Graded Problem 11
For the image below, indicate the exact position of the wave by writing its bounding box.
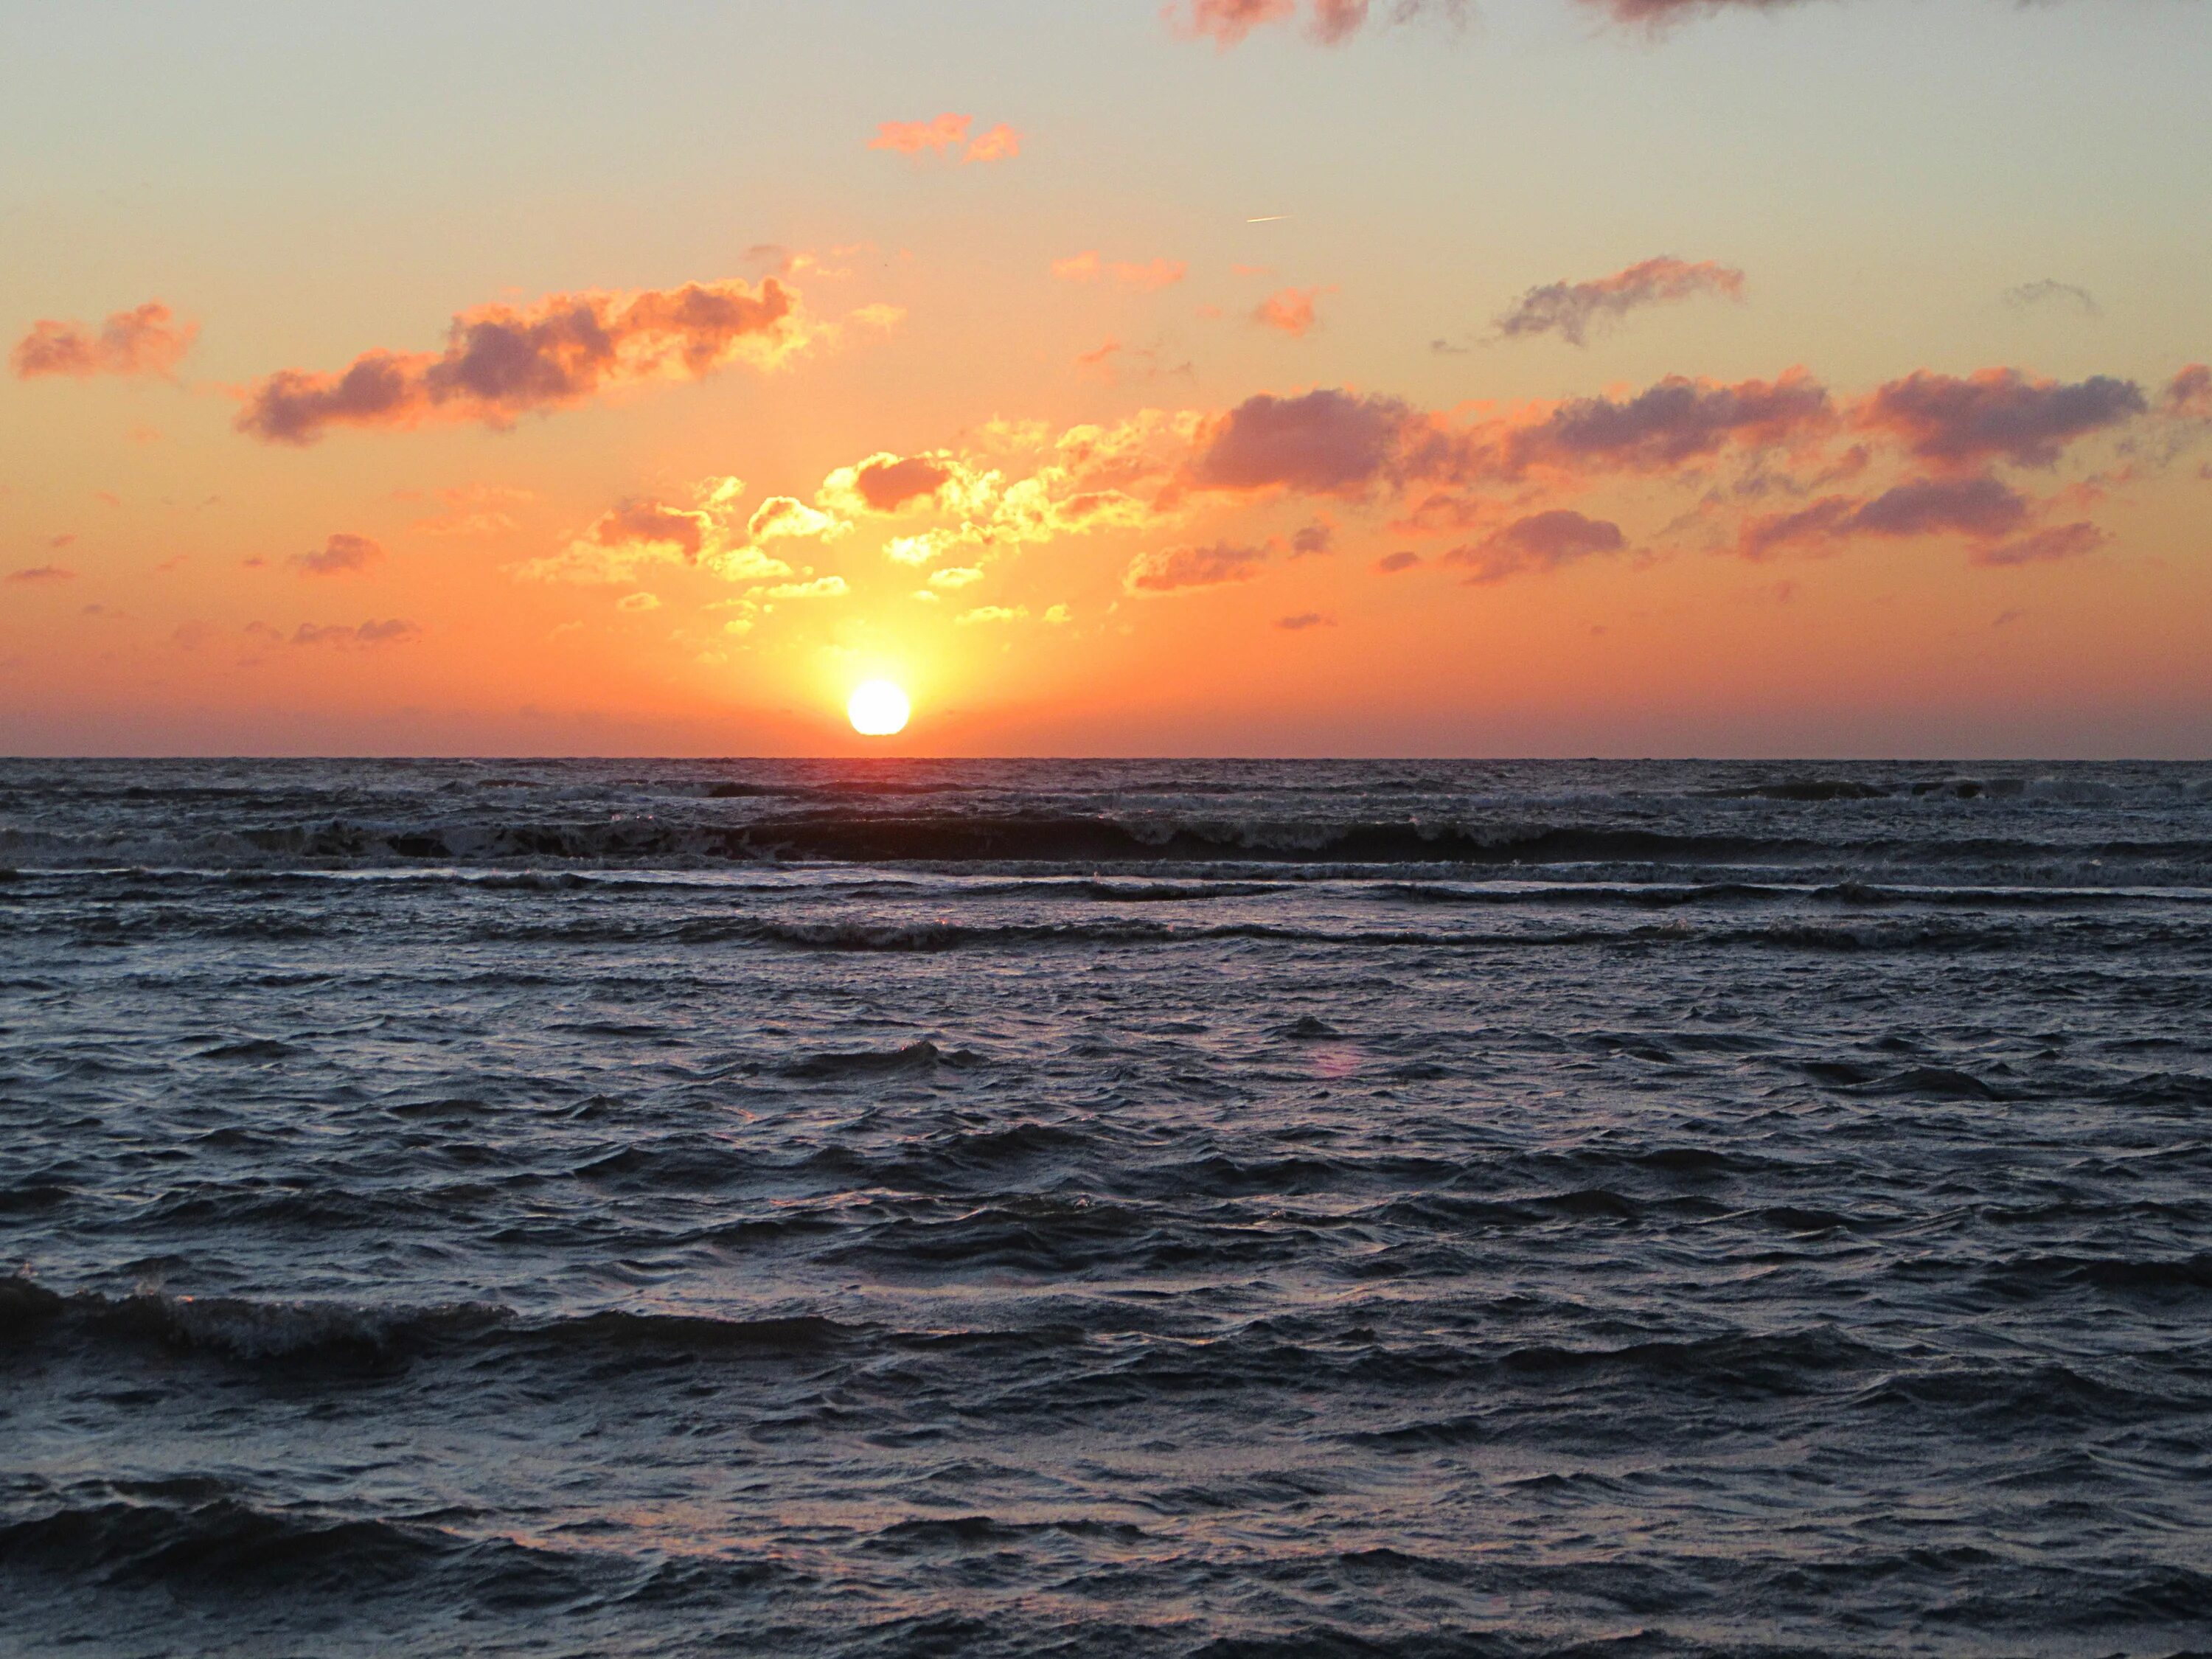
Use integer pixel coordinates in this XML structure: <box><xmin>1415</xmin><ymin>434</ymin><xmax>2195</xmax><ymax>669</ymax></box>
<box><xmin>2</xmin><ymin>1283</ymin><xmax>858</xmax><ymax>1371</ymax></box>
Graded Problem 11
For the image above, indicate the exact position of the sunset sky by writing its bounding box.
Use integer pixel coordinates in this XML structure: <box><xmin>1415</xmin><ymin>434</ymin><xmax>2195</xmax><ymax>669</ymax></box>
<box><xmin>3</xmin><ymin>0</ymin><xmax>2207</xmax><ymax>757</ymax></box>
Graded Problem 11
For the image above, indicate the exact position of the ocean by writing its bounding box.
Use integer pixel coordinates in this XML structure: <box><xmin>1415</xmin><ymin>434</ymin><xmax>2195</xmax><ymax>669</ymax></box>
<box><xmin>4</xmin><ymin>757</ymin><xmax>2210</xmax><ymax>1658</ymax></box>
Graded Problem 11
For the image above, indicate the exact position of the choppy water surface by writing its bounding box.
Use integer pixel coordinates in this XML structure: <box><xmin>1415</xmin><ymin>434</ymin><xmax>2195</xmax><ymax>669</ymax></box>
<box><xmin>4</xmin><ymin>758</ymin><xmax>2211</xmax><ymax>1658</ymax></box>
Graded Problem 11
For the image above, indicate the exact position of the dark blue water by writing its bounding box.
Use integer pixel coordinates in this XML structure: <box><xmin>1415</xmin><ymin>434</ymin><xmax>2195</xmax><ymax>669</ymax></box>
<box><xmin>4</xmin><ymin>759</ymin><xmax>2211</xmax><ymax>1658</ymax></box>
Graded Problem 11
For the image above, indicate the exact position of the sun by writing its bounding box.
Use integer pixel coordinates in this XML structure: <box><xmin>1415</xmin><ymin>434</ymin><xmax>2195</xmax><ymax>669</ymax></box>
<box><xmin>846</xmin><ymin>679</ymin><xmax>911</xmax><ymax>737</ymax></box>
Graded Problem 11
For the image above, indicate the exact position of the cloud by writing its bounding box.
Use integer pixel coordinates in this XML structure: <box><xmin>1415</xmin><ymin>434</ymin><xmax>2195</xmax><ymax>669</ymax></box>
<box><xmin>11</xmin><ymin>301</ymin><xmax>197</xmax><ymax>380</ymax></box>
<box><xmin>1855</xmin><ymin>368</ymin><xmax>2147</xmax><ymax>470</ymax></box>
<box><xmin>2003</xmin><ymin>279</ymin><xmax>2101</xmax><ymax>318</ymax></box>
<box><xmin>1166</xmin><ymin>0</ymin><xmax>1298</xmax><ymax>46</ymax></box>
<box><xmin>964</xmin><ymin>123</ymin><xmax>1023</xmax><ymax>164</ymax></box>
<box><xmin>409</xmin><ymin>484</ymin><xmax>533</xmax><ymax>538</ymax></box>
<box><xmin>1971</xmin><ymin>521</ymin><xmax>2106</xmax><ymax>568</ymax></box>
<box><xmin>869</xmin><ymin>113</ymin><xmax>970</xmax><ymax>153</ymax></box>
<box><xmin>2167</xmin><ymin>365</ymin><xmax>2211</xmax><ymax>419</ymax></box>
<box><xmin>747</xmin><ymin>495</ymin><xmax>848</xmax><ymax>542</ymax></box>
<box><xmin>757</xmin><ymin>576</ymin><xmax>849</xmax><ymax>600</ymax></box>
<box><xmin>291</xmin><ymin>532</ymin><xmax>383</xmax><ymax>575</ymax></box>
<box><xmin>869</xmin><ymin>114</ymin><xmax>1020</xmax><ymax>164</ymax></box>
<box><xmin>1374</xmin><ymin>550</ymin><xmax>1422</xmax><ymax>573</ymax></box>
<box><xmin>237</xmin><ymin>276</ymin><xmax>800</xmax><ymax>444</ymax></box>
<box><xmin>517</xmin><ymin>478</ymin><xmax>785</xmax><ymax>585</ymax></box>
<box><xmin>1125</xmin><ymin>540</ymin><xmax>1270</xmax><ymax>593</ymax></box>
<box><xmin>1253</xmin><ymin>287</ymin><xmax>1326</xmax><ymax>337</ymax></box>
<box><xmin>1848</xmin><ymin>474</ymin><xmax>2029</xmax><ymax>539</ymax></box>
<box><xmin>824</xmin><ymin>454</ymin><xmax>954</xmax><ymax>514</ymax></box>
<box><xmin>1056</xmin><ymin>252</ymin><xmax>1189</xmax><ymax>291</ymax></box>
<box><xmin>1444</xmin><ymin>509</ymin><xmax>1627</xmax><ymax>583</ymax></box>
<box><xmin>616</xmin><ymin>592</ymin><xmax>661</xmax><ymax>612</ymax></box>
<box><xmin>1192</xmin><ymin>389</ymin><xmax>1422</xmax><ymax>496</ymax></box>
<box><xmin>955</xmin><ymin>604</ymin><xmax>1028</xmax><ymax>625</ymax></box>
<box><xmin>1510</xmin><ymin>369</ymin><xmax>1834</xmax><ymax>474</ymax></box>
<box><xmin>7</xmin><ymin>565</ymin><xmax>75</xmax><ymax>583</ymax></box>
<box><xmin>1582</xmin><ymin>0</ymin><xmax>1826</xmax><ymax>29</ymax></box>
<box><xmin>1166</xmin><ymin>0</ymin><xmax>1461</xmax><ymax>46</ymax></box>
<box><xmin>1495</xmin><ymin>257</ymin><xmax>1745</xmax><ymax>347</ymax></box>
<box><xmin>293</xmin><ymin>619</ymin><xmax>422</xmax><ymax>647</ymax></box>
<box><xmin>928</xmin><ymin>566</ymin><xmax>985</xmax><ymax>589</ymax></box>
<box><xmin>1736</xmin><ymin>474</ymin><xmax>2035</xmax><ymax>560</ymax></box>
<box><xmin>1290</xmin><ymin>521</ymin><xmax>1335</xmax><ymax>556</ymax></box>
<box><xmin>1276</xmin><ymin>611</ymin><xmax>1337</xmax><ymax>630</ymax></box>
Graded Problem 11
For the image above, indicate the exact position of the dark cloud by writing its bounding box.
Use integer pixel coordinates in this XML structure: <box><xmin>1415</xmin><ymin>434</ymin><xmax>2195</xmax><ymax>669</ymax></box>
<box><xmin>237</xmin><ymin>278</ymin><xmax>797</xmax><ymax>445</ymax></box>
<box><xmin>1495</xmin><ymin>257</ymin><xmax>1745</xmax><ymax>347</ymax></box>
<box><xmin>1124</xmin><ymin>540</ymin><xmax>1270</xmax><ymax>593</ymax></box>
<box><xmin>291</xmin><ymin>532</ymin><xmax>384</xmax><ymax>576</ymax></box>
<box><xmin>292</xmin><ymin>619</ymin><xmax>423</xmax><ymax>647</ymax></box>
<box><xmin>1444</xmin><ymin>509</ymin><xmax>1627</xmax><ymax>582</ymax></box>
<box><xmin>1192</xmin><ymin>389</ymin><xmax>1421</xmax><ymax>497</ymax></box>
<box><xmin>1276</xmin><ymin>611</ymin><xmax>1338</xmax><ymax>629</ymax></box>
<box><xmin>1857</xmin><ymin>368</ymin><xmax>2146</xmax><ymax>470</ymax></box>
<box><xmin>2003</xmin><ymin>279</ymin><xmax>2101</xmax><ymax>318</ymax></box>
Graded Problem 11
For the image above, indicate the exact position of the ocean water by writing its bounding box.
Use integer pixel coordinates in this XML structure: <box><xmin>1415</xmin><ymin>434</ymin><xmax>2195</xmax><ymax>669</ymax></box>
<box><xmin>4</xmin><ymin>757</ymin><xmax>2211</xmax><ymax>1659</ymax></box>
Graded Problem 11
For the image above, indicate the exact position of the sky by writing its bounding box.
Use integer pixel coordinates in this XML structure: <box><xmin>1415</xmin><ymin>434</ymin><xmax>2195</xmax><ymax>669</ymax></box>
<box><xmin>1</xmin><ymin>0</ymin><xmax>2207</xmax><ymax>758</ymax></box>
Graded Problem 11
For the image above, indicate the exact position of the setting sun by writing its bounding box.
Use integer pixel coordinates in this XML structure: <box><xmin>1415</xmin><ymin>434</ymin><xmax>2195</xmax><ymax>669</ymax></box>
<box><xmin>846</xmin><ymin>679</ymin><xmax>911</xmax><ymax>737</ymax></box>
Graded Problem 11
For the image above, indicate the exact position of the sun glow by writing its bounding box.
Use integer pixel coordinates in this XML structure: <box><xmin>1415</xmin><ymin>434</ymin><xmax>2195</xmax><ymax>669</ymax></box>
<box><xmin>846</xmin><ymin>679</ymin><xmax>911</xmax><ymax>736</ymax></box>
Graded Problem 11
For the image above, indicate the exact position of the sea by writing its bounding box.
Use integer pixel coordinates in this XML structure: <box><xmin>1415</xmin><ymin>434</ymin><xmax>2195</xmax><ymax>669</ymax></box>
<box><xmin>4</xmin><ymin>757</ymin><xmax>2211</xmax><ymax>1659</ymax></box>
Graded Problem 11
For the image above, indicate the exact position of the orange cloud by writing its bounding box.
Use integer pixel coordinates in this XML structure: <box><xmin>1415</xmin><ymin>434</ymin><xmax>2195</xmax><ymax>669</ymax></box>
<box><xmin>869</xmin><ymin>114</ymin><xmax>1020</xmax><ymax>164</ymax></box>
<box><xmin>1494</xmin><ymin>257</ymin><xmax>1746</xmax><ymax>347</ymax></box>
<box><xmin>1054</xmin><ymin>253</ymin><xmax>1187</xmax><ymax>290</ymax></box>
<box><xmin>869</xmin><ymin>114</ymin><xmax>970</xmax><ymax>153</ymax></box>
<box><xmin>1253</xmin><ymin>287</ymin><xmax>1326</xmax><ymax>336</ymax></box>
<box><xmin>10</xmin><ymin>301</ymin><xmax>198</xmax><ymax>380</ymax></box>
<box><xmin>963</xmin><ymin>124</ymin><xmax>1023</xmax><ymax>164</ymax></box>
<box><xmin>291</xmin><ymin>532</ymin><xmax>383</xmax><ymax>576</ymax></box>
<box><xmin>237</xmin><ymin>278</ymin><xmax>800</xmax><ymax>445</ymax></box>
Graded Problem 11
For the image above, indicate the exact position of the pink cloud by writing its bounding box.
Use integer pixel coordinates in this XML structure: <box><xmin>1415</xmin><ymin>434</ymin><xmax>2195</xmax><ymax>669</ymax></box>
<box><xmin>1166</xmin><ymin>0</ymin><xmax>1456</xmax><ymax>46</ymax></box>
<box><xmin>1125</xmin><ymin>540</ymin><xmax>1270</xmax><ymax>593</ymax></box>
<box><xmin>1855</xmin><ymin>368</ymin><xmax>2147</xmax><ymax>470</ymax></box>
<box><xmin>1495</xmin><ymin>257</ymin><xmax>1746</xmax><ymax>347</ymax></box>
<box><xmin>1167</xmin><ymin>0</ymin><xmax>1298</xmax><ymax>46</ymax></box>
<box><xmin>1276</xmin><ymin>611</ymin><xmax>1337</xmax><ymax>630</ymax></box>
<box><xmin>10</xmin><ymin>301</ymin><xmax>197</xmax><ymax>380</ymax></box>
<box><xmin>291</xmin><ymin>532</ymin><xmax>384</xmax><ymax>576</ymax></box>
<box><xmin>869</xmin><ymin>114</ymin><xmax>971</xmax><ymax>153</ymax></box>
<box><xmin>1374</xmin><ymin>550</ymin><xmax>1422</xmax><ymax>574</ymax></box>
<box><xmin>7</xmin><ymin>565</ymin><xmax>76</xmax><ymax>583</ymax></box>
<box><xmin>1583</xmin><ymin>0</ymin><xmax>1823</xmax><ymax>28</ymax></box>
<box><xmin>236</xmin><ymin>276</ymin><xmax>798</xmax><ymax>445</ymax></box>
<box><xmin>1253</xmin><ymin>287</ymin><xmax>1326</xmax><ymax>337</ymax></box>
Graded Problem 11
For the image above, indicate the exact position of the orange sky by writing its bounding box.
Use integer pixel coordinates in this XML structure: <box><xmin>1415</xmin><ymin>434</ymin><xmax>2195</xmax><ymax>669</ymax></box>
<box><xmin>3</xmin><ymin>0</ymin><xmax>2208</xmax><ymax>756</ymax></box>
